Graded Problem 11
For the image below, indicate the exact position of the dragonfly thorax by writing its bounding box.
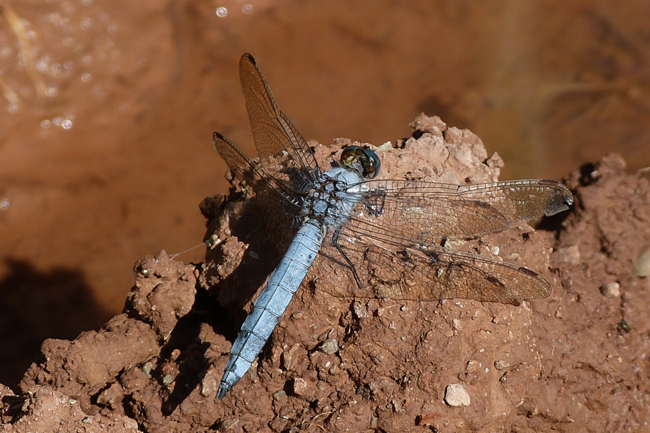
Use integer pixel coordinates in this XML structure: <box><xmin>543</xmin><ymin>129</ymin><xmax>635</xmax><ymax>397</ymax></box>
<box><xmin>300</xmin><ymin>167</ymin><xmax>364</xmax><ymax>227</ymax></box>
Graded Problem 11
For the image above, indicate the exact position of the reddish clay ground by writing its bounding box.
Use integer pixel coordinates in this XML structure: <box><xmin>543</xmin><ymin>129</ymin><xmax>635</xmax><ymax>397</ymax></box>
<box><xmin>2</xmin><ymin>4</ymin><xmax>650</xmax><ymax>386</ymax></box>
<box><xmin>1</xmin><ymin>1</ymin><xmax>650</xmax><ymax>432</ymax></box>
<box><xmin>2</xmin><ymin>115</ymin><xmax>649</xmax><ymax>432</ymax></box>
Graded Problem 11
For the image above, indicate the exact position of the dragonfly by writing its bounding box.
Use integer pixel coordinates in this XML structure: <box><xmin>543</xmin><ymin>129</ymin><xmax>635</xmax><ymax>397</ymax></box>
<box><xmin>213</xmin><ymin>54</ymin><xmax>573</xmax><ymax>399</ymax></box>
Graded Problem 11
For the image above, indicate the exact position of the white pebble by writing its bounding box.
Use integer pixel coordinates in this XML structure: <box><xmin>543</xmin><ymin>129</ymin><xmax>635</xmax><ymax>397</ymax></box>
<box><xmin>599</xmin><ymin>282</ymin><xmax>620</xmax><ymax>298</ymax></box>
<box><xmin>635</xmin><ymin>246</ymin><xmax>650</xmax><ymax>277</ymax></box>
<box><xmin>444</xmin><ymin>383</ymin><xmax>470</xmax><ymax>407</ymax></box>
<box><xmin>320</xmin><ymin>339</ymin><xmax>339</xmax><ymax>355</ymax></box>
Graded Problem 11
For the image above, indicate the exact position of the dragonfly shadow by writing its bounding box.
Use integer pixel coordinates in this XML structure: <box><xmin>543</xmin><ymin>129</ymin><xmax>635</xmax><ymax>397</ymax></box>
<box><xmin>202</xmin><ymin>192</ymin><xmax>298</xmax><ymax>332</ymax></box>
<box><xmin>0</xmin><ymin>259</ymin><xmax>111</xmax><ymax>391</ymax></box>
<box><xmin>159</xmin><ymin>286</ymin><xmax>223</xmax><ymax>415</ymax></box>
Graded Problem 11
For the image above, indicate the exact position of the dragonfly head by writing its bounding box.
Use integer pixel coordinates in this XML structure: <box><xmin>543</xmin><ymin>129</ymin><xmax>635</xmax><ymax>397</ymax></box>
<box><xmin>340</xmin><ymin>146</ymin><xmax>381</xmax><ymax>179</ymax></box>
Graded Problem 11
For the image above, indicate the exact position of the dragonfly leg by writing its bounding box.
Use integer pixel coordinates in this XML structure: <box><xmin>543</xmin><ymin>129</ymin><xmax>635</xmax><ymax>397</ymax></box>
<box><xmin>331</xmin><ymin>228</ymin><xmax>364</xmax><ymax>288</ymax></box>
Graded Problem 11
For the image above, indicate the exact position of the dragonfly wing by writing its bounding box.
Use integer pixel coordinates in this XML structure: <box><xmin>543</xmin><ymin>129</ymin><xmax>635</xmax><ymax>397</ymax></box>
<box><xmin>213</xmin><ymin>131</ymin><xmax>302</xmax><ymax>205</ymax></box>
<box><xmin>239</xmin><ymin>53</ymin><xmax>320</xmax><ymax>189</ymax></box>
<box><xmin>316</xmin><ymin>223</ymin><xmax>551</xmax><ymax>302</ymax></box>
<box><xmin>342</xmin><ymin>178</ymin><xmax>572</xmax><ymax>244</ymax></box>
<box><xmin>213</xmin><ymin>132</ymin><xmax>301</xmax><ymax>255</ymax></box>
<box><xmin>312</xmin><ymin>178</ymin><xmax>570</xmax><ymax>301</ymax></box>
<box><xmin>214</xmin><ymin>54</ymin><xmax>323</xmax><ymax>202</ymax></box>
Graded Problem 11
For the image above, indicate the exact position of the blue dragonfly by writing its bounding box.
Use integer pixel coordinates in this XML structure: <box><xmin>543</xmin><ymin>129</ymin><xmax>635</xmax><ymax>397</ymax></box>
<box><xmin>213</xmin><ymin>54</ymin><xmax>573</xmax><ymax>399</ymax></box>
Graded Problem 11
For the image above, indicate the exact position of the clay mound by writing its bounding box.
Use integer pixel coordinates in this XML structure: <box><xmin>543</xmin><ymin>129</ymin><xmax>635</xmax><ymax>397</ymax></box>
<box><xmin>2</xmin><ymin>115</ymin><xmax>649</xmax><ymax>432</ymax></box>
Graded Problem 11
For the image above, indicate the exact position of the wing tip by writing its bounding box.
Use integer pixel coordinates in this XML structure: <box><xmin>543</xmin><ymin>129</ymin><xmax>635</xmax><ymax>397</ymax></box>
<box><xmin>212</xmin><ymin>131</ymin><xmax>233</xmax><ymax>151</ymax></box>
<box><xmin>544</xmin><ymin>183</ymin><xmax>574</xmax><ymax>217</ymax></box>
<box><xmin>240</xmin><ymin>52</ymin><xmax>257</xmax><ymax>68</ymax></box>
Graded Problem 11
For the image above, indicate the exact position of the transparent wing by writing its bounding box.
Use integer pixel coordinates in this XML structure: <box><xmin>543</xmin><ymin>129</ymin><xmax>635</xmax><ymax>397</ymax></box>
<box><xmin>343</xmin><ymin>178</ymin><xmax>573</xmax><ymax>244</ymax></box>
<box><xmin>317</xmin><ymin>227</ymin><xmax>551</xmax><ymax>301</ymax></box>
<box><xmin>213</xmin><ymin>131</ymin><xmax>301</xmax><ymax>206</ymax></box>
<box><xmin>213</xmin><ymin>132</ymin><xmax>300</xmax><ymax>254</ymax></box>
<box><xmin>214</xmin><ymin>53</ymin><xmax>327</xmax><ymax>230</ymax></box>
<box><xmin>313</xmin><ymin>178</ymin><xmax>572</xmax><ymax>301</ymax></box>
<box><xmin>239</xmin><ymin>53</ymin><xmax>320</xmax><ymax>189</ymax></box>
<box><xmin>214</xmin><ymin>54</ymin><xmax>323</xmax><ymax>204</ymax></box>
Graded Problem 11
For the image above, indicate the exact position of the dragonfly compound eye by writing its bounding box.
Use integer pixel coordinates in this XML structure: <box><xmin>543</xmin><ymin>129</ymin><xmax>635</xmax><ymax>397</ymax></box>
<box><xmin>340</xmin><ymin>146</ymin><xmax>381</xmax><ymax>179</ymax></box>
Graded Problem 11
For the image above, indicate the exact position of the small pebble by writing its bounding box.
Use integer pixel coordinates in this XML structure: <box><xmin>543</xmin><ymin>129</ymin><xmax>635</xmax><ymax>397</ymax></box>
<box><xmin>600</xmin><ymin>282</ymin><xmax>620</xmax><ymax>298</ymax></box>
<box><xmin>281</xmin><ymin>344</ymin><xmax>302</xmax><ymax>370</ymax></box>
<box><xmin>201</xmin><ymin>374</ymin><xmax>217</xmax><ymax>397</ymax></box>
<box><xmin>352</xmin><ymin>301</ymin><xmax>369</xmax><ymax>319</ymax></box>
<box><xmin>292</xmin><ymin>378</ymin><xmax>308</xmax><ymax>396</ymax></box>
<box><xmin>320</xmin><ymin>339</ymin><xmax>339</xmax><ymax>355</ymax></box>
<box><xmin>635</xmin><ymin>246</ymin><xmax>650</xmax><ymax>277</ymax></box>
<box><xmin>494</xmin><ymin>360</ymin><xmax>510</xmax><ymax>370</ymax></box>
<box><xmin>551</xmin><ymin>245</ymin><xmax>581</xmax><ymax>266</ymax></box>
<box><xmin>444</xmin><ymin>383</ymin><xmax>470</xmax><ymax>407</ymax></box>
<box><xmin>273</xmin><ymin>390</ymin><xmax>287</xmax><ymax>402</ymax></box>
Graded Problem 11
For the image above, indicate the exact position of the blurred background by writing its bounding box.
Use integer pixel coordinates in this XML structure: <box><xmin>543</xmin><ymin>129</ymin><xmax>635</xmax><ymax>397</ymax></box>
<box><xmin>0</xmin><ymin>0</ymin><xmax>649</xmax><ymax>389</ymax></box>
